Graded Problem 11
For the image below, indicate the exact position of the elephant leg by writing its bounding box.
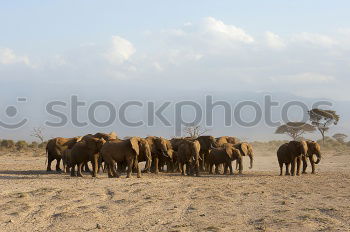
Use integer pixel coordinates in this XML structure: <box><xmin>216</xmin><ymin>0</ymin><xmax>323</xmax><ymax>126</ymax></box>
<box><xmin>302</xmin><ymin>156</ymin><xmax>307</xmax><ymax>174</ymax></box>
<box><xmin>77</xmin><ymin>163</ymin><xmax>84</xmax><ymax>177</ymax></box>
<box><xmin>83</xmin><ymin>162</ymin><xmax>90</xmax><ymax>172</ymax></box>
<box><xmin>296</xmin><ymin>157</ymin><xmax>301</xmax><ymax>176</ymax></box>
<box><xmin>70</xmin><ymin>164</ymin><xmax>76</xmax><ymax>177</ymax></box>
<box><xmin>178</xmin><ymin>162</ymin><xmax>183</xmax><ymax>175</ymax></box>
<box><xmin>209</xmin><ymin>164</ymin><xmax>214</xmax><ymax>174</ymax></box>
<box><xmin>285</xmin><ymin>163</ymin><xmax>290</xmax><ymax>175</ymax></box>
<box><xmin>223</xmin><ymin>164</ymin><xmax>228</xmax><ymax>175</ymax></box>
<box><xmin>126</xmin><ymin>159</ymin><xmax>134</xmax><ymax>178</ymax></box>
<box><xmin>56</xmin><ymin>158</ymin><xmax>62</xmax><ymax>172</ymax></box>
<box><xmin>107</xmin><ymin>163</ymin><xmax>114</xmax><ymax>178</ymax></box>
<box><xmin>215</xmin><ymin>165</ymin><xmax>219</xmax><ymax>175</ymax></box>
<box><xmin>133</xmin><ymin>157</ymin><xmax>141</xmax><ymax>178</ymax></box>
<box><xmin>62</xmin><ymin>160</ymin><xmax>66</xmax><ymax>173</ymax></box>
<box><xmin>97</xmin><ymin>158</ymin><xmax>102</xmax><ymax>173</ymax></box>
<box><xmin>103</xmin><ymin>163</ymin><xmax>108</xmax><ymax>173</ymax></box>
<box><xmin>194</xmin><ymin>160</ymin><xmax>200</xmax><ymax>177</ymax></box>
<box><xmin>154</xmin><ymin>157</ymin><xmax>159</xmax><ymax>174</ymax></box>
<box><xmin>136</xmin><ymin>162</ymin><xmax>141</xmax><ymax>178</ymax></box>
<box><xmin>228</xmin><ymin>162</ymin><xmax>234</xmax><ymax>175</ymax></box>
<box><xmin>310</xmin><ymin>156</ymin><xmax>316</xmax><ymax>174</ymax></box>
<box><xmin>91</xmin><ymin>156</ymin><xmax>98</xmax><ymax>177</ymax></box>
<box><xmin>111</xmin><ymin>160</ymin><xmax>119</xmax><ymax>178</ymax></box>
<box><xmin>142</xmin><ymin>160</ymin><xmax>151</xmax><ymax>173</ymax></box>
<box><xmin>46</xmin><ymin>155</ymin><xmax>53</xmax><ymax>171</ymax></box>
<box><xmin>291</xmin><ymin>158</ymin><xmax>296</xmax><ymax>176</ymax></box>
<box><xmin>279</xmin><ymin>162</ymin><xmax>283</xmax><ymax>176</ymax></box>
<box><xmin>237</xmin><ymin>158</ymin><xmax>243</xmax><ymax>175</ymax></box>
<box><xmin>185</xmin><ymin>163</ymin><xmax>191</xmax><ymax>175</ymax></box>
<box><xmin>188</xmin><ymin>163</ymin><xmax>194</xmax><ymax>176</ymax></box>
<box><xmin>117</xmin><ymin>162</ymin><xmax>122</xmax><ymax>173</ymax></box>
<box><xmin>168</xmin><ymin>161</ymin><xmax>173</xmax><ymax>173</ymax></box>
<box><xmin>199</xmin><ymin>152</ymin><xmax>205</xmax><ymax>172</ymax></box>
<box><xmin>236</xmin><ymin>161</ymin><xmax>239</xmax><ymax>170</ymax></box>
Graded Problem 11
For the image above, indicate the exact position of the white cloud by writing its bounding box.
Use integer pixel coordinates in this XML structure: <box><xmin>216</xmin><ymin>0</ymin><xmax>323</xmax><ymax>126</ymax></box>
<box><xmin>105</xmin><ymin>36</ymin><xmax>135</xmax><ymax>64</ymax></box>
<box><xmin>0</xmin><ymin>47</ymin><xmax>31</xmax><ymax>66</ymax></box>
<box><xmin>271</xmin><ymin>72</ymin><xmax>335</xmax><ymax>83</ymax></box>
<box><xmin>265</xmin><ymin>31</ymin><xmax>286</xmax><ymax>49</ymax></box>
<box><xmin>292</xmin><ymin>32</ymin><xmax>337</xmax><ymax>47</ymax></box>
<box><xmin>201</xmin><ymin>17</ymin><xmax>254</xmax><ymax>44</ymax></box>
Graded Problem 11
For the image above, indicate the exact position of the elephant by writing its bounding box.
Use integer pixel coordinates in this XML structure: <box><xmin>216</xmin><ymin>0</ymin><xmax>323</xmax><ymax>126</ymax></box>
<box><xmin>62</xmin><ymin>149</ymin><xmax>72</xmax><ymax>173</ymax></box>
<box><xmin>208</xmin><ymin>143</ymin><xmax>243</xmax><ymax>175</ymax></box>
<box><xmin>177</xmin><ymin>139</ymin><xmax>201</xmax><ymax>176</ymax></box>
<box><xmin>216</xmin><ymin>136</ymin><xmax>239</xmax><ymax>146</ymax></box>
<box><xmin>70</xmin><ymin>137</ymin><xmax>106</xmax><ymax>177</ymax></box>
<box><xmin>234</xmin><ymin>142</ymin><xmax>254</xmax><ymax>170</ymax></box>
<box><xmin>46</xmin><ymin>136</ymin><xmax>82</xmax><ymax>172</ymax></box>
<box><xmin>302</xmin><ymin>140</ymin><xmax>322</xmax><ymax>174</ymax></box>
<box><xmin>196</xmin><ymin>136</ymin><xmax>219</xmax><ymax>171</ymax></box>
<box><xmin>277</xmin><ymin>140</ymin><xmax>308</xmax><ymax>176</ymax></box>
<box><xmin>158</xmin><ymin>139</ymin><xmax>176</xmax><ymax>172</ymax></box>
<box><xmin>129</xmin><ymin>138</ymin><xmax>152</xmax><ymax>174</ymax></box>
<box><xmin>84</xmin><ymin>132</ymin><xmax>118</xmax><ymax>141</ymax></box>
<box><xmin>83</xmin><ymin>133</ymin><xmax>119</xmax><ymax>173</ymax></box>
<box><xmin>146</xmin><ymin>136</ymin><xmax>171</xmax><ymax>174</ymax></box>
<box><xmin>101</xmin><ymin>137</ymin><xmax>150</xmax><ymax>178</ymax></box>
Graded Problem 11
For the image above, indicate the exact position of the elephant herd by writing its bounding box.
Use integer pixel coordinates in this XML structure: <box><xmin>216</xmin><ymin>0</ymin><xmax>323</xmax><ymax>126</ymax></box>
<box><xmin>45</xmin><ymin>132</ymin><xmax>321</xmax><ymax>178</ymax></box>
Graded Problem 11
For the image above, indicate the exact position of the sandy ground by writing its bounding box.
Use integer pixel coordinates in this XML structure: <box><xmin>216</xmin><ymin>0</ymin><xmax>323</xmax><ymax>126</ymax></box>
<box><xmin>0</xmin><ymin>148</ymin><xmax>350</xmax><ymax>232</ymax></box>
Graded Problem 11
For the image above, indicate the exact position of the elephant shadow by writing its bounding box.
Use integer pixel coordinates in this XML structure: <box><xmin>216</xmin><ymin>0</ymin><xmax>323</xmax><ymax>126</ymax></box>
<box><xmin>0</xmin><ymin>170</ymin><xmax>63</xmax><ymax>180</ymax></box>
<box><xmin>159</xmin><ymin>172</ymin><xmax>273</xmax><ymax>178</ymax></box>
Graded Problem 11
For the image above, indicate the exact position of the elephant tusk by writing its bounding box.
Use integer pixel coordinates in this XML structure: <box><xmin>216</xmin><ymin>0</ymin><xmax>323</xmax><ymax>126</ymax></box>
<box><xmin>161</xmin><ymin>151</ymin><xmax>170</xmax><ymax>158</ymax></box>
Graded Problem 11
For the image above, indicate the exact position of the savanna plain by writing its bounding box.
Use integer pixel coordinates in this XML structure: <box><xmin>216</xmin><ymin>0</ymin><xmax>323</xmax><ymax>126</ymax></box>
<box><xmin>0</xmin><ymin>142</ymin><xmax>350</xmax><ymax>232</ymax></box>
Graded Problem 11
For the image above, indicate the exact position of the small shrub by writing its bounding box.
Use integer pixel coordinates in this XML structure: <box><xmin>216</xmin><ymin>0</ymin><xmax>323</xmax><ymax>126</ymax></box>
<box><xmin>29</xmin><ymin>141</ymin><xmax>39</xmax><ymax>149</ymax></box>
<box><xmin>1</xmin><ymin>140</ymin><xmax>15</xmax><ymax>149</ymax></box>
<box><xmin>38</xmin><ymin>142</ymin><xmax>48</xmax><ymax>149</ymax></box>
<box><xmin>15</xmin><ymin>140</ymin><xmax>28</xmax><ymax>151</ymax></box>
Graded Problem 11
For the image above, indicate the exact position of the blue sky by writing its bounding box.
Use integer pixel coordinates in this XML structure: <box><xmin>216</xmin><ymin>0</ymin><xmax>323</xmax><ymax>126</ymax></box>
<box><xmin>1</xmin><ymin>0</ymin><xmax>350</xmax><ymax>54</ymax></box>
<box><xmin>0</xmin><ymin>1</ymin><xmax>349</xmax><ymax>140</ymax></box>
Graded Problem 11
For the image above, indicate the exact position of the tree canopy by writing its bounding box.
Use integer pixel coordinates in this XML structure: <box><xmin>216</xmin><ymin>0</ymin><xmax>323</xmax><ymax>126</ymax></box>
<box><xmin>332</xmin><ymin>133</ymin><xmax>347</xmax><ymax>143</ymax></box>
<box><xmin>275</xmin><ymin>122</ymin><xmax>315</xmax><ymax>140</ymax></box>
<box><xmin>308</xmin><ymin>108</ymin><xmax>340</xmax><ymax>143</ymax></box>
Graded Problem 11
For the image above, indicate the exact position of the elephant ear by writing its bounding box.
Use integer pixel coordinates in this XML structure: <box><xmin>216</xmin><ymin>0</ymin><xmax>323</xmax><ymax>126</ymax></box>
<box><xmin>130</xmin><ymin>137</ymin><xmax>140</xmax><ymax>155</ymax></box>
<box><xmin>234</xmin><ymin>148</ymin><xmax>242</xmax><ymax>158</ymax></box>
<box><xmin>300</xmin><ymin>141</ymin><xmax>308</xmax><ymax>156</ymax></box>
<box><xmin>225</xmin><ymin>144</ymin><xmax>233</xmax><ymax>158</ymax></box>
<box><xmin>239</xmin><ymin>143</ymin><xmax>249</xmax><ymax>156</ymax></box>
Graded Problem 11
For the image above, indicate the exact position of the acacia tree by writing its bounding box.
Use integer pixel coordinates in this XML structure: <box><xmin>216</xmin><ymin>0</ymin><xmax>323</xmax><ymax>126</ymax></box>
<box><xmin>30</xmin><ymin>127</ymin><xmax>45</xmax><ymax>143</ymax></box>
<box><xmin>184</xmin><ymin>125</ymin><xmax>209</xmax><ymax>139</ymax></box>
<box><xmin>332</xmin><ymin>133</ymin><xmax>347</xmax><ymax>143</ymax></box>
<box><xmin>275</xmin><ymin>122</ymin><xmax>315</xmax><ymax>140</ymax></box>
<box><xmin>308</xmin><ymin>109</ymin><xmax>340</xmax><ymax>144</ymax></box>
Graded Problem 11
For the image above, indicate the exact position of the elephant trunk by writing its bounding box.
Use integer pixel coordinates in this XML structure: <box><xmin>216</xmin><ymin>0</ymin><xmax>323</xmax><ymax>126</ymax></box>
<box><xmin>315</xmin><ymin>153</ymin><xmax>321</xmax><ymax>164</ymax></box>
<box><xmin>249</xmin><ymin>154</ymin><xmax>253</xmax><ymax>169</ymax></box>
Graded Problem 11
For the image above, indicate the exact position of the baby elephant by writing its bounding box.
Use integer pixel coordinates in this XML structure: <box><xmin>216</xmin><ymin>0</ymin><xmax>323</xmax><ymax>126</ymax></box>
<box><xmin>70</xmin><ymin>136</ymin><xmax>106</xmax><ymax>177</ymax></box>
<box><xmin>208</xmin><ymin>143</ymin><xmax>243</xmax><ymax>175</ymax></box>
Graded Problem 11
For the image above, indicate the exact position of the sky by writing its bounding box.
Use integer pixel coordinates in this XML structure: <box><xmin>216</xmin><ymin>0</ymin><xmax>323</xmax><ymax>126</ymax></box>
<box><xmin>0</xmin><ymin>1</ymin><xmax>349</xmax><ymax>140</ymax></box>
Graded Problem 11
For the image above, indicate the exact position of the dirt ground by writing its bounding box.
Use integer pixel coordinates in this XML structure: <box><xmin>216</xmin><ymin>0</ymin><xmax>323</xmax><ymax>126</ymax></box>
<box><xmin>0</xmin><ymin>148</ymin><xmax>350</xmax><ymax>232</ymax></box>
